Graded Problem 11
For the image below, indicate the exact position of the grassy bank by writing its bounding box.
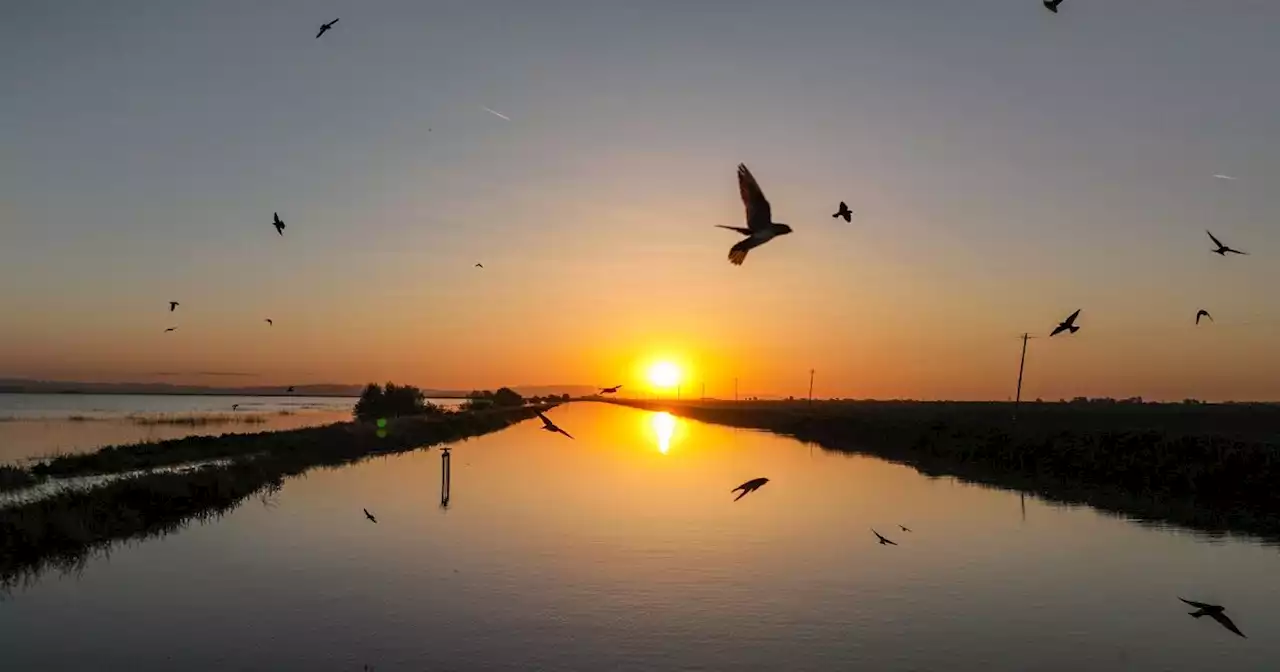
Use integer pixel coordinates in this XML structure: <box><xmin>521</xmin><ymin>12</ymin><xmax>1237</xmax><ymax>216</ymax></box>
<box><xmin>608</xmin><ymin>399</ymin><xmax>1280</xmax><ymax>540</ymax></box>
<box><xmin>0</xmin><ymin>405</ymin><xmax>550</xmax><ymax>587</ymax></box>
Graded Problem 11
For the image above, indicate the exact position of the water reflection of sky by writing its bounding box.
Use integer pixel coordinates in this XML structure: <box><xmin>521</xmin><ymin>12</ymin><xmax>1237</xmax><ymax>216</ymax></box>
<box><xmin>650</xmin><ymin>411</ymin><xmax>676</xmax><ymax>454</ymax></box>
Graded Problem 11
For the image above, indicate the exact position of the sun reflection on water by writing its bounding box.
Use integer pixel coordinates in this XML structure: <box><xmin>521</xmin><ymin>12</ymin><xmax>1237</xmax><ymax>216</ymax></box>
<box><xmin>650</xmin><ymin>411</ymin><xmax>676</xmax><ymax>454</ymax></box>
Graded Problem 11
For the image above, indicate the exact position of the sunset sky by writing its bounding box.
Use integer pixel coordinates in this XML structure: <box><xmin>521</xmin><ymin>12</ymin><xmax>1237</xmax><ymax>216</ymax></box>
<box><xmin>4</xmin><ymin>1</ymin><xmax>1280</xmax><ymax>400</ymax></box>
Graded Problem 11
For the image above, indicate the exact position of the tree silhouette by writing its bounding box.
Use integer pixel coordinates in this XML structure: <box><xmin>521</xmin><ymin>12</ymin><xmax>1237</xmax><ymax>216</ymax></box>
<box><xmin>355</xmin><ymin>382</ymin><xmax>440</xmax><ymax>422</ymax></box>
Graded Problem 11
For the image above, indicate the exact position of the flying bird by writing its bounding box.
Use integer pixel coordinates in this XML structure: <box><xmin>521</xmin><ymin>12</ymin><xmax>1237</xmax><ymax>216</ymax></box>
<box><xmin>475</xmin><ymin>263</ymin><xmax>484</xmax><ymax>268</ymax></box>
<box><xmin>231</xmin><ymin>404</ymin><xmax>240</xmax><ymax>411</ymax></box>
<box><xmin>731</xmin><ymin>477</ymin><xmax>770</xmax><ymax>501</ymax></box>
<box><xmin>169</xmin><ymin>301</ymin><xmax>179</xmax><ymax>312</ymax></box>
<box><xmin>1043</xmin><ymin>0</ymin><xmax>1063</xmax><ymax>13</ymax></box>
<box><xmin>1179</xmin><ymin>598</ymin><xmax>1246</xmax><ymax>638</ymax></box>
<box><xmin>363</xmin><ymin>508</ymin><xmax>377</xmax><ymax>524</ymax></box>
<box><xmin>717</xmin><ymin>164</ymin><xmax>793</xmax><ymax>265</ymax></box>
<box><xmin>164</xmin><ymin>327</ymin><xmax>177</xmax><ymax>333</ymax></box>
<box><xmin>872</xmin><ymin>529</ymin><xmax>898</xmax><ymax>546</ymax></box>
<box><xmin>899</xmin><ymin>524</ymin><xmax>912</xmax><ymax>533</ymax></box>
<box><xmin>599</xmin><ymin>385</ymin><xmax>622</xmax><ymax>395</ymax></box>
<box><xmin>1195</xmin><ymin>310</ymin><xmax>1212</xmax><ymax>325</ymax></box>
<box><xmin>265</xmin><ymin>318</ymin><xmax>273</xmax><ymax>326</ymax></box>
<box><xmin>316</xmin><ymin>18</ymin><xmax>339</xmax><ymax>39</ymax></box>
<box><xmin>536</xmin><ymin>411</ymin><xmax>574</xmax><ymax>439</ymax></box>
<box><xmin>481</xmin><ymin>106</ymin><xmax>511</xmax><ymax>121</ymax></box>
<box><xmin>832</xmin><ymin>201</ymin><xmax>853</xmax><ymax>223</ymax></box>
<box><xmin>1050</xmin><ymin>309</ymin><xmax>1081</xmax><ymax>337</ymax></box>
<box><xmin>1206</xmin><ymin>230</ymin><xmax>1247</xmax><ymax>256</ymax></box>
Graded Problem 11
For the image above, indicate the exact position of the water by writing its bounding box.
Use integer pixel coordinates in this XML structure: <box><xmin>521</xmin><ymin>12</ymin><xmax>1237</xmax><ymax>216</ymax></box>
<box><xmin>0</xmin><ymin>393</ymin><xmax>462</xmax><ymax>464</ymax></box>
<box><xmin>2</xmin><ymin>402</ymin><xmax>1277</xmax><ymax>671</ymax></box>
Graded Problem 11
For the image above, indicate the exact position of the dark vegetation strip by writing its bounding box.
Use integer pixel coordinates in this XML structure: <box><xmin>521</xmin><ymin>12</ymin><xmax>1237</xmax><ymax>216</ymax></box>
<box><xmin>608</xmin><ymin>399</ymin><xmax>1280</xmax><ymax>541</ymax></box>
<box><xmin>0</xmin><ymin>405</ymin><xmax>550</xmax><ymax>588</ymax></box>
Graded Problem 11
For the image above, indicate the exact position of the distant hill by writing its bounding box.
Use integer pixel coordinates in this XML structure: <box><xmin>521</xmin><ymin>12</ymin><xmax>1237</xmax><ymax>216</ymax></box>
<box><xmin>0</xmin><ymin>378</ymin><xmax>597</xmax><ymax>399</ymax></box>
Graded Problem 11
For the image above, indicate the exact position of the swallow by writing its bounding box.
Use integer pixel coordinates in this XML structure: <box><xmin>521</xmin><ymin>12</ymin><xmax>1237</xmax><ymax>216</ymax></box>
<box><xmin>363</xmin><ymin>508</ymin><xmax>377</xmax><ymax>523</ymax></box>
<box><xmin>1051</xmin><ymin>309</ymin><xmax>1081</xmax><ymax>337</ymax></box>
<box><xmin>273</xmin><ymin>212</ymin><xmax>286</xmax><ymax>236</ymax></box>
<box><xmin>537</xmin><ymin>411</ymin><xmax>574</xmax><ymax>439</ymax></box>
<box><xmin>717</xmin><ymin>164</ymin><xmax>793</xmax><ymax>265</ymax></box>
<box><xmin>1179</xmin><ymin>598</ymin><xmax>1245</xmax><ymax>638</ymax></box>
<box><xmin>1207</xmin><ymin>230</ymin><xmax>1246</xmax><ymax>256</ymax></box>
<box><xmin>316</xmin><ymin>18</ymin><xmax>339</xmax><ymax>39</ymax></box>
<box><xmin>832</xmin><ymin>201</ymin><xmax>853</xmax><ymax>223</ymax></box>
<box><xmin>732</xmin><ymin>477</ymin><xmax>769</xmax><ymax>501</ymax></box>
<box><xmin>872</xmin><ymin>529</ymin><xmax>898</xmax><ymax>545</ymax></box>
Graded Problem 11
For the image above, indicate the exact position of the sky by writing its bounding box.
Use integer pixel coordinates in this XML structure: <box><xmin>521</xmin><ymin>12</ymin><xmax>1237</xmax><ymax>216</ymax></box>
<box><xmin>3</xmin><ymin>0</ymin><xmax>1280</xmax><ymax>401</ymax></box>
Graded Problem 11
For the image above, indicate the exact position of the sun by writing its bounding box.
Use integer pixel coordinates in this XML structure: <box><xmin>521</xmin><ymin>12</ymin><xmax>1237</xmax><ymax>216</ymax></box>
<box><xmin>648</xmin><ymin>361</ymin><xmax>681</xmax><ymax>389</ymax></box>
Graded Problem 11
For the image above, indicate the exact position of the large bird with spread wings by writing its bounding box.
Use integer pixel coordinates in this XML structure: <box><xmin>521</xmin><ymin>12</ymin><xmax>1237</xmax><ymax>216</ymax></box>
<box><xmin>1179</xmin><ymin>597</ymin><xmax>1246</xmax><ymax>638</ymax></box>
<box><xmin>1207</xmin><ymin>230</ymin><xmax>1246</xmax><ymax>256</ymax></box>
<box><xmin>717</xmin><ymin>164</ymin><xmax>792</xmax><ymax>266</ymax></box>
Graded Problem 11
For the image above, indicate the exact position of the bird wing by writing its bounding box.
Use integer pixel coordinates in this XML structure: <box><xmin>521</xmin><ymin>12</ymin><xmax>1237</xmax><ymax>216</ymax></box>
<box><xmin>316</xmin><ymin>28</ymin><xmax>325</xmax><ymax>38</ymax></box>
<box><xmin>737</xmin><ymin>164</ymin><xmax>773</xmax><ymax>232</ymax></box>
<box><xmin>1179</xmin><ymin>597</ymin><xmax>1217</xmax><ymax>610</ymax></box>
<box><xmin>330</xmin><ymin>18</ymin><xmax>339</xmax><ymax>24</ymax></box>
<box><xmin>1227</xmin><ymin>247</ymin><xmax>1248</xmax><ymax>255</ymax></box>
<box><xmin>728</xmin><ymin>236</ymin><xmax>766</xmax><ymax>266</ymax></box>
<box><xmin>1063</xmin><ymin>309</ymin><xmax>1081</xmax><ymax>326</ymax></box>
<box><xmin>1210</xmin><ymin>612</ymin><xmax>1246</xmax><ymax>638</ymax></box>
<box><xmin>1206</xmin><ymin>230</ymin><xmax>1224</xmax><ymax>248</ymax></box>
<box><xmin>716</xmin><ymin>225</ymin><xmax>754</xmax><ymax>235</ymax></box>
<box><xmin>536</xmin><ymin>411</ymin><xmax>554</xmax><ymax>428</ymax></box>
<box><xmin>557</xmin><ymin>427</ymin><xmax>575</xmax><ymax>439</ymax></box>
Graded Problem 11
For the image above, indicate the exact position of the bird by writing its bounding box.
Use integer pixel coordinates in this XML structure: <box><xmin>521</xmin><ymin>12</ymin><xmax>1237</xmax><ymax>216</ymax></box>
<box><xmin>872</xmin><ymin>529</ymin><xmax>898</xmax><ymax>546</ymax></box>
<box><xmin>475</xmin><ymin>263</ymin><xmax>484</xmax><ymax>268</ymax></box>
<box><xmin>536</xmin><ymin>411</ymin><xmax>574</xmax><ymax>439</ymax></box>
<box><xmin>265</xmin><ymin>318</ymin><xmax>273</xmax><ymax>326</ymax></box>
<box><xmin>164</xmin><ymin>327</ymin><xmax>177</xmax><ymax>333</ymax></box>
<box><xmin>1195</xmin><ymin>310</ymin><xmax>1213</xmax><ymax>325</ymax></box>
<box><xmin>717</xmin><ymin>164</ymin><xmax>793</xmax><ymax>265</ymax></box>
<box><xmin>1043</xmin><ymin>0</ymin><xmax>1063</xmax><ymax>13</ymax></box>
<box><xmin>286</xmin><ymin>386</ymin><xmax>295</xmax><ymax>393</ymax></box>
<box><xmin>316</xmin><ymin>18</ymin><xmax>339</xmax><ymax>39</ymax></box>
<box><xmin>363</xmin><ymin>508</ymin><xmax>377</xmax><ymax>524</ymax></box>
<box><xmin>231</xmin><ymin>404</ymin><xmax>240</xmax><ymax>411</ymax></box>
<box><xmin>272</xmin><ymin>212</ymin><xmax>285</xmax><ymax>236</ymax></box>
<box><xmin>1206</xmin><ymin>230</ymin><xmax>1247</xmax><ymax>256</ymax></box>
<box><xmin>899</xmin><ymin>524</ymin><xmax>912</xmax><ymax>533</ymax></box>
<box><xmin>168</xmin><ymin>301</ymin><xmax>179</xmax><ymax>312</ymax></box>
<box><xmin>731</xmin><ymin>477</ymin><xmax>769</xmax><ymax>501</ymax></box>
<box><xmin>1179</xmin><ymin>598</ymin><xmax>1245</xmax><ymax>638</ymax></box>
<box><xmin>832</xmin><ymin>201</ymin><xmax>853</xmax><ymax>223</ymax></box>
<box><xmin>599</xmin><ymin>385</ymin><xmax>622</xmax><ymax>395</ymax></box>
<box><xmin>1051</xmin><ymin>309</ymin><xmax>1081</xmax><ymax>337</ymax></box>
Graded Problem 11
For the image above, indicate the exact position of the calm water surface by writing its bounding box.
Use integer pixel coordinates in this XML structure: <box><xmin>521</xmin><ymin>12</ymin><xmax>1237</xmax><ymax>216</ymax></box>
<box><xmin>1</xmin><ymin>402</ymin><xmax>1277</xmax><ymax>671</ymax></box>
<box><xmin>0</xmin><ymin>394</ymin><xmax>461</xmax><ymax>464</ymax></box>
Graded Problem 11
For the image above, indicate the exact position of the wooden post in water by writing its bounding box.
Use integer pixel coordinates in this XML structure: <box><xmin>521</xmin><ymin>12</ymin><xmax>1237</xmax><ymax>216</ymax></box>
<box><xmin>808</xmin><ymin>369</ymin><xmax>815</xmax><ymax>407</ymax></box>
<box><xmin>440</xmin><ymin>448</ymin><xmax>451</xmax><ymax>508</ymax></box>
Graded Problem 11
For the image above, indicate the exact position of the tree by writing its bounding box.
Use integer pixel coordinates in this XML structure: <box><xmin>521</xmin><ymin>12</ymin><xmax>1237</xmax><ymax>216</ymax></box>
<box><xmin>354</xmin><ymin>382</ymin><xmax>439</xmax><ymax>422</ymax></box>
<box><xmin>492</xmin><ymin>387</ymin><xmax>524</xmax><ymax>408</ymax></box>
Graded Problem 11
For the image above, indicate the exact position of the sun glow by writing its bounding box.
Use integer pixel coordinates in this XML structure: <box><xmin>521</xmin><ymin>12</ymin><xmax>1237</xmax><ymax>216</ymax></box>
<box><xmin>648</xmin><ymin>361</ymin><xmax>681</xmax><ymax>389</ymax></box>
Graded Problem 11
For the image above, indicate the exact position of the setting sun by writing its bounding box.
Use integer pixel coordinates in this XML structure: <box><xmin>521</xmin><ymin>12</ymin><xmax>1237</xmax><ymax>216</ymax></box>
<box><xmin>648</xmin><ymin>361</ymin><xmax>681</xmax><ymax>389</ymax></box>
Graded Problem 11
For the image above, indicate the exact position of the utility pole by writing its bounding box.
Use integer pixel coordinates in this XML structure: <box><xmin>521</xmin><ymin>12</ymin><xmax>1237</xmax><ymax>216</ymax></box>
<box><xmin>808</xmin><ymin>369</ymin><xmax>815</xmax><ymax>406</ymax></box>
<box><xmin>1014</xmin><ymin>333</ymin><xmax>1035</xmax><ymax>423</ymax></box>
<box><xmin>734</xmin><ymin>377</ymin><xmax>739</xmax><ymax>402</ymax></box>
<box><xmin>701</xmin><ymin>381</ymin><xmax>705</xmax><ymax>401</ymax></box>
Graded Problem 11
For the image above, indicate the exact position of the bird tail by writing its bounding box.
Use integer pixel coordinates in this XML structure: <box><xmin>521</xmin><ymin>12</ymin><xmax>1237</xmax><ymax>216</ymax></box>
<box><xmin>716</xmin><ymin>225</ymin><xmax>753</xmax><ymax>235</ymax></box>
<box><xmin>1189</xmin><ymin>611</ymin><xmax>1205</xmax><ymax>618</ymax></box>
<box><xmin>733</xmin><ymin>490</ymin><xmax>748</xmax><ymax>501</ymax></box>
<box><xmin>1068</xmin><ymin>325</ymin><xmax>1079</xmax><ymax>333</ymax></box>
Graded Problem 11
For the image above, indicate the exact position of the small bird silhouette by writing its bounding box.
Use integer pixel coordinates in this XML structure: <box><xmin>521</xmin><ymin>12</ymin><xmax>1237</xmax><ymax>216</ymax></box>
<box><xmin>731</xmin><ymin>477</ymin><xmax>769</xmax><ymax>501</ymax></box>
<box><xmin>1195</xmin><ymin>310</ymin><xmax>1212</xmax><ymax>325</ymax></box>
<box><xmin>265</xmin><ymin>318</ymin><xmax>273</xmax><ymax>326</ymax></box>
<box><xmin>273</xmin><ymin>212</ymin><xmax>286</xmax><ymax>236</ymax></box>
<box><xmin>363</xmin><ymin>508</ymin><xmax>377</xmax><ymax>524</ymax></box>
<box><xmin>1207</xmin><ymin>230</ymin><xmax>1246</xmax><ymax>256</ymax></box>
<box><xmin>832</xmin><ymin>201</ymin><xmax>853</xmax><ymax>223</ymax></box>
<box><xmin>475</xmin><ymin>263</ymin><xmax>484</xmax><ymax>268</ymax></box>
<box><xmin>1179</xmin><ymin>598</ymin><xmax>1245</xmax><ymax>638</ymax></box>
<box><xmin>1051</xmin><ymin>309</ymin><xmax>1081</xmax><ymax>337</ymax></box>
<box><xmin>536</xmin><ymin>411</ymin><xmax>574</xmax><ymax>439</ymax></box>
<box><xmin>286</xmin><ymin>386</ymin><xmax>295</xmax><ymax>393</ymax></box>
<box><xmin>717</xmin><ymin>164</ymin><xmax>793</xmax><ymax>265</ymax></box>
<box><xmin>231</xmin><ymin>404</ymin><xmax>240</xmax><ymax>411</ymax></box>
<box><xmin>169</xmin><ymin>301</ymin><xmax>179</xmax><ymax>312</ymax></box>
<box><xmin>899</xmin><ymin>524</ymin><xmax>912</xmax><ymax>533</ymax></box>
<box><xmin>599</xmin><ymin>385</ymin><xmax>622</xmax><ymax>395</ymax></box>
<box><xmin>164</xmin><ymin>327</ymin><xmax>177</xmax><ymax>333</ymax></box>
<box><xmin>1044</xmin><ymin>0</ymin><xmax>1064</xmax><ymax>13</ymax></box>
<box><xmin>316</xmin><ymin>18</ymin><xmax>339</xmax><ymax>39</ymax></box>
<box><xmin>872</xmin><ymin>529</ymin><xmax>898</xmax><ymax>546</ymax></box>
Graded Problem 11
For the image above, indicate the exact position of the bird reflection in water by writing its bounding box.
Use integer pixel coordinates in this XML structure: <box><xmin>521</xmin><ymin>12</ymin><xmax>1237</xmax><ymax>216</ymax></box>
<box><xmin>650</xmin><ymin>412</ymin><xmax>677</xmax><ymax>455</ymax></box>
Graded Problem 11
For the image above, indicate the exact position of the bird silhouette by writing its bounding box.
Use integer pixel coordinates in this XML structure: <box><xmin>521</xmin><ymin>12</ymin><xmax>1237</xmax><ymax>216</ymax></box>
<box><xmin>1044</xmin><ymin>0</ymin><xmax>1063</xmax><ymax>13</ymax></box>
<box><xmin>731</xmin><ymin>477</ymin><xmax>769</xmax><ymax>501</ymax></box>
<box><xmin>363</xmin><ymin>508</ymin><xmax>377</xmax><ymax>524</ymax></box>
<box><xmin>231</xmin><ymin>404</ymin><xmax>240</xmax><ymax>411</ymax></box>
<box><xmin>1207</xmin><ymin>230</ymin><xmax>1247</xmax><ymax>256</ymax></box>
<box><xmin>1195</xmin><ymin>310</ymin><xmax>1212</xmax><ymax>325</ymax></box>
<box><xmin>286</xmin><ymin>386</ymin><xmax>295</xmax><ymax>393</ymax></box>
<box><xmin>536</xmin><ymin>411</ymin><xmax>574</xmax><ymax>439</ymax></box>
<box><xmin>169</xmin><ymin>301</ymin><xmax>179</xmax><ymax>312</ymax></box>
<box><xmin>832</xmin><ymin>201</ymin><xmax>853</xmax><ymax>223</ymax></box>
<box><xmin>265</xmin><ymin>318</ymin><xmax>273</xmax><ymax>326</ymax></box>
<box><xmin>717</xmin><ymin>164</ymin><xmax>793</xmax><ymax>265</ymax></box>
<box><xmin>316</xmin><ymin>18</ymin><xmax>339</xmax><ymax>39</ymax></box>
<box><xmin>899</xmin><ymin>524</ymin><xmax>912</xmax><ymax>533</ymax></box>
<box><xmin>872</xmin><ymin>529</ymin><xmax>898</xmax><ymax>546</ymax></box>
<box><xmin>164</xmin><ymin>327</ymin><xmax>177</xmax><ymax>333</ymax></box>
<box><xmin>1051</xmin><ymin>309</ymin><xmax>1081</xmax><ymax>337</ymax></box>
<box><xmin>273</xmin><ymin>212</ymin><xmax>286</xmax><ymax>236</ymax></box>
<box><xmin>1179</xmin><ymin>598</ymin><xmax>1245</xmax><ymax>638</ymax></box>
<box><xmin>475</xmin><ymin>263</ymin><xmax>484</xmax><ymax>268</ymax></box>
<box><xmin>599</xmin><ymin>385</ymin><xmax>622</xmax><ymax>395</ymax></box>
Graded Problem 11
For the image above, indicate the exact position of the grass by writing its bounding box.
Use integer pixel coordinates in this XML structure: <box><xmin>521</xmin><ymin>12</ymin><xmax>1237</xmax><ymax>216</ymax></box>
<box><xmin>0</xmin><ymin>405</ymin><xmax>552</xmax><ymax>587</ymax></box>
<box><xmin>607</xmin><ymin>399</ymin><xmax>1280</xmax><ymax>541</ymax></box>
